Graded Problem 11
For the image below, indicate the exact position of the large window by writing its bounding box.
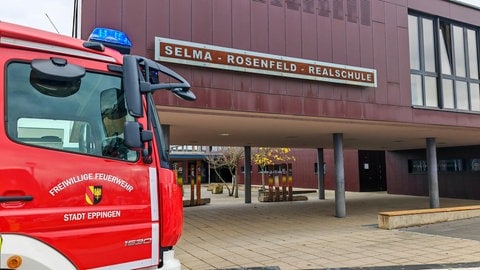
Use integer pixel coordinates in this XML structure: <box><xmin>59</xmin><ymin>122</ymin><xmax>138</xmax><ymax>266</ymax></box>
<box><xmin>409</xmin><ymin>13</ymin><xmax>480</xmax><ymax>112</ymax></box>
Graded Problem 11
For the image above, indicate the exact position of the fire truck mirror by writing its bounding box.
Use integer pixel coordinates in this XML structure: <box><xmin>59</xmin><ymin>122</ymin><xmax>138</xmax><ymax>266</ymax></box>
<box><xmin>172</xmin><ymin>87</ymin><xmax>196</xmax><ymax>101</ymax></box>
<box><xmin>124</xmin><ymin>121</ymin><xmax>144</xmax><ymax>150</ymax></box>
<box><xmin>30</xmin><ymin>58</ymin><xmax>85</xmax><ymax>97</ymax></box>
<box><xmin>122</xmin><ymin>55</ymin><xmax>143</xmax><ymax>118</ymax></box>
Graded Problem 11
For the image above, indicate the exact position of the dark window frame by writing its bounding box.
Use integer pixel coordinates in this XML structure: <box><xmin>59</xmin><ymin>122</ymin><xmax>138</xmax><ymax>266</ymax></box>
<box><xmin>409</xmin><ymin>11</ymin><xmax>480</xmax><ymax>112</ymax></box>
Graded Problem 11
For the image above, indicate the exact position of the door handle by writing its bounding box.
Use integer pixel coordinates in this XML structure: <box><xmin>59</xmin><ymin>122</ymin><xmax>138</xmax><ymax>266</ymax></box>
<box><xmin>0</xmin><ymin>195</ymin><xmax>33</xmax><ymax>203</ymax></box>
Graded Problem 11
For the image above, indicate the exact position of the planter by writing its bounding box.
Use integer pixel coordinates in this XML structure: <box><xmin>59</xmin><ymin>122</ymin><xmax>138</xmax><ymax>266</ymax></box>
<box><xmin>258</xmin><ymin>189</ymin><xmax>269</xmax><ymax>202</ymax></box>
<box><xmin>207</xmin><ymin>183</ymin><xmax>223</xmax><ymax>194</ymax></box>
<box><xmin>212</xmin><ymin>184</ymin><xmax>223</xmax><ymax>194</ymax></box>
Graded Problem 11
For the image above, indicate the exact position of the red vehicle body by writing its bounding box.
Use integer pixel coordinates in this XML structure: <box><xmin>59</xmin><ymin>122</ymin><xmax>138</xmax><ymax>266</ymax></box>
<box><xmin>0</xmin><ymin>22</ymin><xmax>192</xmax><ymax>269</ymax></box>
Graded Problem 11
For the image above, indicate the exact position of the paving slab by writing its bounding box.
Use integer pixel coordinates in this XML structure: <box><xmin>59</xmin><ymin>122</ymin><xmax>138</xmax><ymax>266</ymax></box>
<box><xmin>401</xmin><ymin>217</ymin><xmax>480</xmax><ymax>242</ymax></box>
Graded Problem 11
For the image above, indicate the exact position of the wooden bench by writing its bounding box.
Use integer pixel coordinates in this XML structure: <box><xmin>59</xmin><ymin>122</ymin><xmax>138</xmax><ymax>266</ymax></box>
<box><xmin>378</xmin><ymin>205</ymin><xmax>480</xmax><ymax>229</ymax></box>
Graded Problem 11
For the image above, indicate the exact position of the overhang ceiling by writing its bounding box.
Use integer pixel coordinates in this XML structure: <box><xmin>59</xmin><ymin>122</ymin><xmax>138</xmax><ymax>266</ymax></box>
<box><xmin>158</xmin><ymin>106</ymin><xmax>480</xmax><ymax>151</ymax></box>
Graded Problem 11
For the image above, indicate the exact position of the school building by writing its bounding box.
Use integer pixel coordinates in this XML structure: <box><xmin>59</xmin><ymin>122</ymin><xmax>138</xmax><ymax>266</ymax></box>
<box><xmin>82</xmin><ymin>0</ymin><xmax>480</xmax><ymax>214</ymax></box>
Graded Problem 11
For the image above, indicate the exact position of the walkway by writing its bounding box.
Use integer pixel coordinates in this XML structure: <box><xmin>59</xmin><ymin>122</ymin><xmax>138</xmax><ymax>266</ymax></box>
<box><xmin>176</xmin><ymin>187</ymin><xmax>480</xmax><ymax>270</ymax></box>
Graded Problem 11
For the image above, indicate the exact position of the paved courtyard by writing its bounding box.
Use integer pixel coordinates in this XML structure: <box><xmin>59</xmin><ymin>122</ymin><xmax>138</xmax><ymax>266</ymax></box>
<box><xmin>176</xmin><ymin>187</ymin><xmax>480</xmax><ymax>270</ymax></box>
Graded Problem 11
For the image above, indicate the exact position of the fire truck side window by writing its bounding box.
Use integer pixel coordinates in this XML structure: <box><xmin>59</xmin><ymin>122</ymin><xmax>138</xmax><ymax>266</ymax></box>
<box><xmin>5</xmin><ymin>61</ymin><xmax>138</xmax><ymax>161</ymax></box>
<box><xmin>100</xmin><ymin>88</ymin><xmax>133</xmax><ymax>160</ymax></box>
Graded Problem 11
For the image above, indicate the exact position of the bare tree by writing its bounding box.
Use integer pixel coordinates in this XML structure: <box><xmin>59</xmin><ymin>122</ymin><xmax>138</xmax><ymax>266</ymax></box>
<box><xmin>205</xmin><ymin>147</ymin><xmax>244</xmax><ymax>197</ymax></box>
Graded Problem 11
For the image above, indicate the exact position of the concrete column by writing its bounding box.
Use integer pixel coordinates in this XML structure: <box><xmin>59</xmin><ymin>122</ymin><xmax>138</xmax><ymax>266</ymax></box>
<box><xmin>317</xmin><ymin>148</ymin><xmax>325</xmax><ymax>200</ymax></box>
<box><xmin>333</xmin><ymin>133</ymin><xmax>346</xmax><ymax>218</ymax></box>
<box><xmin>244</xmin><ymin>146</ymin><xmax>252</xmax><ymax>204</ymax></box>
<box><xmin>426</xmin><ymin>138</ymin><xmax>440</xmax><ymax>208</ymax></box>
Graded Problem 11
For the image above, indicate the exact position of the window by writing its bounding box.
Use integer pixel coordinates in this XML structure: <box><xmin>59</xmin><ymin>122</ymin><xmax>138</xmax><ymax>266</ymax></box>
<box><xmin>409</xmin><ymin>13</ymin><xmax>480</xmax><ymax>112</ymax></box>
<box><xmin>408</xmin><ymin>159</ymin><xmax>428</xmax><ymax>174</ymax></box>
<box><xmin>408</xmin><ymin>159</ymin><xmax>465</xmax><ymax>173</ymax></box>
<box><xmin>6</xmin><ymin>62</ymin><xmax>137</xmax><ymax>161</ymax></box>
<box><xmin>257</xmin><ymin>164</ymin><xmax>292</xmax><ymax>174</ymax></box>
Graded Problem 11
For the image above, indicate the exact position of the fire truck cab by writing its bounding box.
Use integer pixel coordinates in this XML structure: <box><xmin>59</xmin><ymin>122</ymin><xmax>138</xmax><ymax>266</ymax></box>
<box><xmin>0</xmin><ymin>22</ymin><xmax>193</xmax><ymax>269</ymax></box>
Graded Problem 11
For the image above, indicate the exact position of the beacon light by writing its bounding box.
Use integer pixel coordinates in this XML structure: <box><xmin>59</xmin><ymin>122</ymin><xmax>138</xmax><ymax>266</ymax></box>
<box><xmin>88</xmin><ymin>27</ymin><xmax>132</xmax><ymax>54</ymax></box>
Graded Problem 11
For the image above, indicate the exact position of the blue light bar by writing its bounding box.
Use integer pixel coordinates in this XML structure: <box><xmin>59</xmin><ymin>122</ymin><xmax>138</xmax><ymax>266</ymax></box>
<box><xmin>88</xmin><ymin>27</ymin><xmax>132</xmax><ymax>54</ymax></box>
<box><xmin>89</xmin><ymin>27</ymin><xmax>132</xmax><ymax>46</ymax></box>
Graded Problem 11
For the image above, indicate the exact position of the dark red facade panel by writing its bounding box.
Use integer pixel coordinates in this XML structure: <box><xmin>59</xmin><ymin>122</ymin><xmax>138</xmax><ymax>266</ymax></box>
<box><xmin>269</xmin><ymin>5</ymin><xmax>286</xmax><ymax>56</ymax></box>
<box><xmin>397</xmin><ymin>27</ymin><xmax>411</xmax><ymax>107</ymax></box>
<box><xmin>346</xmin><ymin>19</ymin><xmax>361</xmax><ymax>67</ymax></box>
<box><xmin>251</xmin><ymin>1</ymin><xmax>269</xmax><ymax>53</ymax></box>
<box><xmin>213</xmin><ymin>1</ymin><xmax>232</xmax><ymax>47</ymax></box>
<box><xmin>385</xmin><ymin>3</ymin><xmax>400</xmax><ymax>85</ymax></box>
<box><xmin>170</xmin><ymin>1</ymin><xmax>192</xmax><ymax>41</ymax></box>
<box><xmin>285</xmin><ymin>7</ymin><xmax>302</xmax><ymax>58</ymax></box>
<box><xmin>192</xmin><ymin>1</ymin><xmax>213</xmax><ymax>45</ymax></box>
<box><xmin>301</xmin><ymin>8</ymin><xmax>317</xmax><ymax>60</ymax></box>
<box><xmin>123</xmin><ymin>0</ymin><xmax>147</xmax><ymax>57</ymax></box>
<box><xmin>146</xmin><ymin>0</ymin><xmax>170</xmax><ymax>53</ymax></box>
<box><xmin>232</xmin><ymin>1</ymin><xmax>251</xmax><ymax>50</ymax></box>
<box><xmin>317</xmin><ymin>13</ymin><xmax>333</xmax><ymax>63</ymax></box>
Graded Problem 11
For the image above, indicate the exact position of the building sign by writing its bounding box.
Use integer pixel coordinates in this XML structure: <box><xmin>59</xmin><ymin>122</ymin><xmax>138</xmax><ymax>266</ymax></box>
<box><xmin>155</xmin><ymin>37</ymin><xmax>377</xmax><ymax>88</ymax></box>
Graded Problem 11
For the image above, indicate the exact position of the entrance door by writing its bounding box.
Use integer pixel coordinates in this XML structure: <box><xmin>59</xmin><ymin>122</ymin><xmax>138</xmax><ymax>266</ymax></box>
<box><xmin>358</xmin><ymin>150</ymin><xmax>386</xmax><ymax>192</ymax></box>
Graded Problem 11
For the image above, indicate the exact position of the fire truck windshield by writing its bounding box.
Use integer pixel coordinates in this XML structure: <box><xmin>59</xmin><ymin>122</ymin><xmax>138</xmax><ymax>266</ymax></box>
<box><xmin>6</xmin><ymin>61</ymin><xmax>138</xmax><ymax>161</ymax></box>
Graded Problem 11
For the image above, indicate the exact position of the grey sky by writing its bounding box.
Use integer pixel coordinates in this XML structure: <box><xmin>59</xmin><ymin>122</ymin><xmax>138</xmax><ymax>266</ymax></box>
<box><xmin>456</xmin><ymin>0</ymin><xmax>480</xmax><ymax>7</ymax></box>
<box><xmin>0</xmin><ymin>0</ymin><xmax>73</xmax><ymax>36</ymax></box>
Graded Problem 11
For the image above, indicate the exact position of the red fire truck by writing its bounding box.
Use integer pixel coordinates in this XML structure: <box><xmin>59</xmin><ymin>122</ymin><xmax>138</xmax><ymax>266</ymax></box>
<box><xmin>0</xmin><ymin>21</ymin><xmax>194</xmax><ymax>269</ymax></box>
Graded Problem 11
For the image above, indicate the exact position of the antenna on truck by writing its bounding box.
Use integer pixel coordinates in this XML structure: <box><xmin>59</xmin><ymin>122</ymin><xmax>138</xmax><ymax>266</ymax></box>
<box><xmin>45</xmin><ymin>13</ymin><xmax>60</xmax><ymax>34</ymax></box>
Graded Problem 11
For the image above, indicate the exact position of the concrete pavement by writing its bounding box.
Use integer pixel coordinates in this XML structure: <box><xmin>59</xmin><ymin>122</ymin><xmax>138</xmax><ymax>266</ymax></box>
<box><xmin>176</xmin><ymin>186</ymin><xmax>480</xmax><ymax>270</ymax></box>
